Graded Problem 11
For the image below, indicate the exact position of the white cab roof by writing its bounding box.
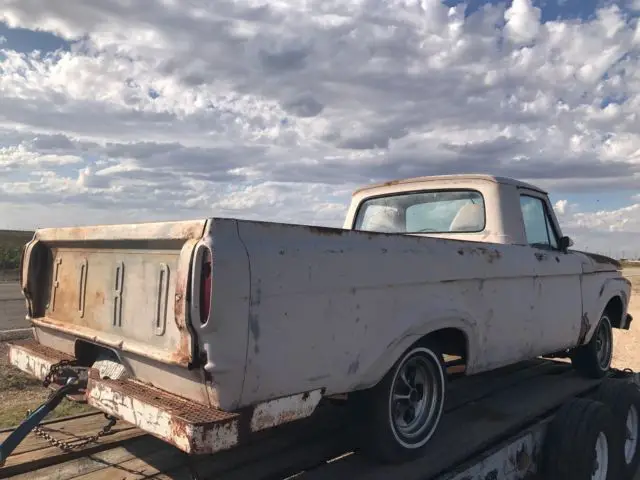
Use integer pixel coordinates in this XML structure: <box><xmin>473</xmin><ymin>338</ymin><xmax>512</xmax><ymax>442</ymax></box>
<box><xmin>352</xmin><ymin>174</ymin><xmax>547</xmax><ymax>197</ymax></box>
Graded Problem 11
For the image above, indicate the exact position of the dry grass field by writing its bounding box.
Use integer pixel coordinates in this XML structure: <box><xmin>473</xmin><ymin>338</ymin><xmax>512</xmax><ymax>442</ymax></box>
<box><xmin>0</xmin><ymin>230</ymin><xmax>33</xmax><ymax>282</ymax></box>
<box><xmin>0</xmin><ymin>342</ymin><xmax>94</xmax><ymax>428</ymax></box>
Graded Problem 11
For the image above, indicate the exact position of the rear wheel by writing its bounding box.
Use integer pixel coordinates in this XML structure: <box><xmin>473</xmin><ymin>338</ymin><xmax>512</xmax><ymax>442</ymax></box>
<box><xmin>351</xmin><ymin>340</ymin><xmax>446</xmax><ymax>464</ymax></box>
<box><xmin>571</xmin><ymin>312</ymin><xmax>613</xmax><ymax>379</ymax></box>
<box><xmin>591</xmin><ymin>379</ymin><xmax>640</xmax><ymax>480</ymax></box>
<box><xmin>542</xmin><ymin>397</ymin><xmax>621</xmax><ymax>479</ymax></box>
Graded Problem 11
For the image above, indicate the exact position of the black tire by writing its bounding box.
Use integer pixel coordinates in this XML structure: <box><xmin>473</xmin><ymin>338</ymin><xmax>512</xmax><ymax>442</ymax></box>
<box><xmin>351</xmin><ymin>339</ymin><xmax>446</xmax><ymax>464</ymax></box>
<box><xmin>571</xmin><ymin>312</ymin><xmax>614</xmax><ymax>379</ymax></box>
<box><xmin>542</xmin><ymin>397</ymin><xmax>621</xmax><ymax>480</ymax></box>
<box><xmin>592</xmin><ymin>379</ymin><xmax>640</xmax><ymax>480</ymax></box>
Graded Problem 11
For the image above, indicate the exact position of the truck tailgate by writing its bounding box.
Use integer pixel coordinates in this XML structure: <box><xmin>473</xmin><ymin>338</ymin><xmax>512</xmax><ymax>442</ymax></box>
<box><xmin>21</xmin><ymin>220</ymin><xmax>208</xmax><ymax>367</ymax></box>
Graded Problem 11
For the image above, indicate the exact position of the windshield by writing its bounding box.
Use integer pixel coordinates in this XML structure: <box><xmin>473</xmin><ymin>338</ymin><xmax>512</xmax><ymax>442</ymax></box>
<box><xmin>353</xmin><ymin>189</ymin><xmax>486</xmax><ymax>234</ymax></box>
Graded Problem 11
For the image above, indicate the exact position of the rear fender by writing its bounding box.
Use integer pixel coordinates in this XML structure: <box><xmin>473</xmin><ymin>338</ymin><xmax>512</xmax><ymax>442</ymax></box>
<box><xmin>349</xmin><ymin>310</ymin><xmax>479</xmax><ymax>392</ymax></box>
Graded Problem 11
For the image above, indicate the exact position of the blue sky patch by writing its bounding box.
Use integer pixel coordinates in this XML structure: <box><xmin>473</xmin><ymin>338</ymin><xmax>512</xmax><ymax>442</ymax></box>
<box><xmin>0</xmin><ymin>22</ymin><xmax>70</xmax><ymax>54</ymax></box>
<box><xmin>443</xmin><ymin>0</ymin><xmax>638</xmax><ymax>21</ymax></box>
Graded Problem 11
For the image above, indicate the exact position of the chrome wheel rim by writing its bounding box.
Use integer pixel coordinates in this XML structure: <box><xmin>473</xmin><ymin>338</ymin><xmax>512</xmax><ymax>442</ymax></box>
<box><xmin>625</xmin><ymin>405</ymin><xmax>639</xmax><ymax>465</ymax></box>
<box><xmin>388</xmin><ymin>347</ymin><xmax>444</xmax><ymax>449</ymax></box>
<box><xmin>592</xmin><ymin>431</ymin><xmax>609</xmax><ymax>480</ymax></box>
<box><xmin>595</xmin><ymin>316</ymin><xmax>613</xmax><ymax>371</ymax></box>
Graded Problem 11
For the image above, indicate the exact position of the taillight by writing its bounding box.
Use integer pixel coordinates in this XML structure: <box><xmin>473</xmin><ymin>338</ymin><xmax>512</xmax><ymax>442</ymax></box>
<box><xmin>199</xmin><ymin>248</ymin><xmax>212</xmax><ymax>324</ymax></box>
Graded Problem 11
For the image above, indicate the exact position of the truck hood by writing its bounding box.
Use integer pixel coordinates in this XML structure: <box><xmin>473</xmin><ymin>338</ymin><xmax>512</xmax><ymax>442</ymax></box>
<box><xmin>572</xmin><ymin>250</ymin><xmax>621</xmax><ymax>273</ymax></box>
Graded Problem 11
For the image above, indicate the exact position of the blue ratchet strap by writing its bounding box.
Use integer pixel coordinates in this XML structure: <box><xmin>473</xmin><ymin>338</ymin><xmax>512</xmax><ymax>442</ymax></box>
<box><xmin>0</xmin><ymin>379</ymin><xmax>77</xmax><ymax>465</ymax></box>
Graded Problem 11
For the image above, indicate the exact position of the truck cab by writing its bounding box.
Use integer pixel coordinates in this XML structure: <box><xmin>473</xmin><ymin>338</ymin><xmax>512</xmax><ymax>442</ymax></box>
<box><xmin>343</xmin><ymin>174</ymin><xmax>573</xmax><ymax>250</ymax></box>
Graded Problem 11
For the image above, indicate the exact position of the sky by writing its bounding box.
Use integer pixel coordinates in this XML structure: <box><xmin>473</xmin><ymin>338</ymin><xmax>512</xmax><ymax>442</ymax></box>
<box><xmin>1</xmin><ymin>0</ymin><xmax>640</xmax><ymax>258</ymax></box>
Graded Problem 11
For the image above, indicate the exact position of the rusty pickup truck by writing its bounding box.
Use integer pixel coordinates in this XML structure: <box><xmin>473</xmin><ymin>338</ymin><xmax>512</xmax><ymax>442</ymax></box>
<box><xmin>7</xmin><ymin>174</ymin><xmax>634</xmax><ymax>464</ymax></box>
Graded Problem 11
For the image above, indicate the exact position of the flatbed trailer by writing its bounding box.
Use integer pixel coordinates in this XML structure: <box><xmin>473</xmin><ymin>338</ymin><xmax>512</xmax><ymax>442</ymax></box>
<box><xmin>1</xmin><ymin>357</ymin><xmax>640</xmax><ymax>480</ymax></box>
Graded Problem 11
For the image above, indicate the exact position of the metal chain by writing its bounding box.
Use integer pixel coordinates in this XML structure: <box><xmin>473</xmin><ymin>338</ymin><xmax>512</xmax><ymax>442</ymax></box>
<box><xmin>25</xmin><ymin>360</ymin><xmax>118</xmax><ymax>451</ymax></box>
<box><xmin>29</xmin><ymin>414</ymin><xmax>117</xmax><ymax>451</ymax></box>
<box><xmin>42</xmin><ymin>358</ymin><xmax>77</xmax><ymax>388</ymax></box>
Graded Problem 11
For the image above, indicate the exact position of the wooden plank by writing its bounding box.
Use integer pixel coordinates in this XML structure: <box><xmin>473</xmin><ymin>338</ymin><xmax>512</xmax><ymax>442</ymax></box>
<box><xmin>65</xmin><ymin>405</ymin><xmax>348</xmax><ymax>480</ymax></box>
<box><xmin>159</xmin><ymin>409</ymin><xmax>349</xmax><ymax>480</ymax></box>
<box><xmin>0</xmin><ymin>359</ymin><xmax>592</xmax><ymax>480</ymax></box>
<box><xmin>69</xmin><ymin>443</ymin><xmax>185</xmax><ymax>480</ymax></box>
<box><xmin>188</xmin><ymin>429</ymin><xmax>351</xmax><ymax>480</ymax></box>
<box><xmin>0</xmin><ymin>425</ymin><xmax>145</xmax><ymax>477</ymax></box>
<box><xmin>192</xmin><ymin>362</ymin><xmax>573</xmax><ymax>480</ymax></box>
<box><xmin>9</xmin><ymin>437</ymin><xmax>165</xmax><ymax>480</ymax></box>
<box><xmin>445</xmin><ymin>359</ymin><xmax>568</xmax><ymax>411</ymax></box>
<box><xmin>0</xmin><ymin>415</ymin><xmax>131</xmax><ymax>456</ymax></box>
<box><xmin>0</xmin><ymin>413</ymin><xmax>101</xmax><ymax>435</ymax></box>
<box><xmin>298</xmin><ymin>368</ymin><xmax>602</xmax><ymax>480</ymax></box>
<box><xmin>0</xmin><ymin>414</ymin><xmax>104</xmax><ymax>444</ymax></box>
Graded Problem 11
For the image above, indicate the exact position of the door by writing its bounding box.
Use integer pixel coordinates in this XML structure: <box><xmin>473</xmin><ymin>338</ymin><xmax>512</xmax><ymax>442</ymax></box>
<box><xmin>519</xmin><ymin>193</ymin><xmax>584</xmax><ymax>354</ymax></box>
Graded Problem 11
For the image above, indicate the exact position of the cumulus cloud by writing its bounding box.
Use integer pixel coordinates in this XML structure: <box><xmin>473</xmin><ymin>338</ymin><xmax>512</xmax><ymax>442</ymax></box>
<box><xmin>504</xmin><ymin>0</ymin><xmax>542</xmax><ymax>45</ymax></box>
<box><xmin>0</xmin><ymin>1</ymin><xmax>640</xmax><ymax>255</ymax></box>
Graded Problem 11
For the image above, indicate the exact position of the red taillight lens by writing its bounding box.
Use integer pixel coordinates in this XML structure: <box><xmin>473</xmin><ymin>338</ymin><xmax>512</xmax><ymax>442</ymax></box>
<box><xmin>199</xmin><ymin>248</ymin><xmax>212</xmax><ymax>324</ymax></box>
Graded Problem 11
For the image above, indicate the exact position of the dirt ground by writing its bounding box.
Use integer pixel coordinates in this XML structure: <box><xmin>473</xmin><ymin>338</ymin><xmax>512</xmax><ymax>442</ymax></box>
<box><xmin>611</xmin><ymin>275</ymin><xmax>640</xmax><ymax>371</ymax></box>
<box><xmin>0</xmin><ymin>342</ymin><xmax>94</xmax><ymax>428</ymax></box>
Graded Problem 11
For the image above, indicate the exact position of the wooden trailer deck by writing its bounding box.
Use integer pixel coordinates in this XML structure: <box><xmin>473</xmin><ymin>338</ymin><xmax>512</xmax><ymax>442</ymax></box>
<box><xmin>0</xmin><ymin>358</ymin><xmax>616</xmax><ymax>479</ymax></box>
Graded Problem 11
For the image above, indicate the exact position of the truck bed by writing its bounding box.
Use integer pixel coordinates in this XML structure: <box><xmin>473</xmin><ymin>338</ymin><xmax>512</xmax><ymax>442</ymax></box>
<box><xmin>0</xmin><ymin>357</ymin><xmax>621</xmax><ymax>480</ymax></box>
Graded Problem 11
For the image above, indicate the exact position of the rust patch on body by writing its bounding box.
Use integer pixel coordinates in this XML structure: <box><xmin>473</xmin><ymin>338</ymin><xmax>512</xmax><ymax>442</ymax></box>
<box><xmin>249</xmin><ymin>390</ymin><xmax>322</xmax><ymax>433</ymax></box>
<box><xmin>458</xmin><ymin>246</ymin><xmax>502</xmax><ymax>263</ymax></box>
<box><xmin>35</xmin><ymin>220</ymin><xmax>207</xmax><ymax>243</ymax></box>
<box><xmin>86</xmin><ymin>369</ymin><xmax>240</xmax><ymax>454</ymax></box>
<box><xmin>303</xmin><ymin>225</ymin><xmax>347</xmax><ymax>236</ymax></box>
<box><xmin>170</xmin><ymin>239</ymin><xmax>199</xmax><ymax>365</ymax></box>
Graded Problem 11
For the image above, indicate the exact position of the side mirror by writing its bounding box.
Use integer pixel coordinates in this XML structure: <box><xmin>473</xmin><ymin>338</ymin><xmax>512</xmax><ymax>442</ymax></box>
<box><xmin>559</xmin><ymin>236</ymin><xmax>574</xmax><ymax>252</ymax></box>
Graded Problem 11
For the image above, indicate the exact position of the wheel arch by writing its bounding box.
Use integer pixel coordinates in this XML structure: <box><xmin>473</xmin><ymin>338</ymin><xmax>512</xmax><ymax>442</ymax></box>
<box><xmin>603</xmin><ymin>295</ymin><xmax>624</xmax><ymax>328</ymax></box>
<box><xmin>582</xmin><ymin>275</ymin><xmax>631</xmax><ymax>344</ymax></box>
<box><xmin>583</xmin><ymin>293</ymin><xmax>628</xmax><ymax>345</ymax></box>
<box><xmin>349</xmin><ymin>317</ymin><xmax>477</xmax><ymax>393</ymax></box>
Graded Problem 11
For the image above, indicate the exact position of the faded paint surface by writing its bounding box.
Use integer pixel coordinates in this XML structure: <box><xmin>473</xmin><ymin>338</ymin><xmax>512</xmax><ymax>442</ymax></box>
<box><xmin>234</xmin><ymin>218</ymin><xmax>586</xmax><ymax>404</ymax></box>
<box><xmin>7</xmin><ymin>339</ymin><xmax>72</xmax><ymax>382</ymax></box>
<box><xmin>32</xmin><ymin>324</ymin><xmax>213</xmax><ymax>407</ymax></box>
<box><xmin>190</xmin><ymin>222</ymin><xmax>251</xmax><ymax>410</ymax></box>
<box><xmin>20</xmin><ymin>221</ymin><xmax>206</xmax><ymax>372</ymax></box>
<box><xmin>16</xmin><ymin>175</ymin><xmax>633</xmax><ymax>426</ymax></box>
<box><xmin>250</xmin><ymin>389</ymin><xmax>322</xmax><ymax>432</ymax></box>
<box><xmin>85</xmin><ymin>370</ymin><xmax>240</xmax><ymax>454</ymax></box>
<box><xmin>34</xmin><ymin>220</ymin><xmax>207</xmax><ymax>243</ymax></box>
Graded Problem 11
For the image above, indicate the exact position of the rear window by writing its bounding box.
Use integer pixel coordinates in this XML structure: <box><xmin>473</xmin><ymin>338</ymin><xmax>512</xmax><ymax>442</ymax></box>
<box><xmin>354</xmin><ymin>189</ymin><xmax>486</xmax><ymax>234</ymax></box>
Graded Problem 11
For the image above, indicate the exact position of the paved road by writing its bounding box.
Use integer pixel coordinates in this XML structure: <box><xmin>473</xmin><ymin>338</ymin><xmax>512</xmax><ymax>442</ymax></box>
<box><xmin>0</xmin><ymin>282</ymin><xmax>26</xmax><ymax>331</ymax></box>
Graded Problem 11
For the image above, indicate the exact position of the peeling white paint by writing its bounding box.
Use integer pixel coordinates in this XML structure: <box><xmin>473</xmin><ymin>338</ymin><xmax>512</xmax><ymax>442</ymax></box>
<box><xmin>86</xmin><ymin>379</ymin><xmax>239</xmax><ymax>454</ymax></box>
<box><xmin>250</xmin><ymin>389</ymin><xmax>323</xmax><ymax>432</ymax></box>
<box><xmin>8</xmin><ymin>344</ymin><xmax>56</xmax><ymax>382</ymax></box>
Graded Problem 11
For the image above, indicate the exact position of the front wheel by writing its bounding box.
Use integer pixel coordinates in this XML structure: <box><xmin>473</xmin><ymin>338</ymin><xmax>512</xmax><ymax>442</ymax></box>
<box><xmin>352</xmin><ymin>340</ymin><xmax>446</xmax><ymax>464</ymax></box>
<box><xmin>571</xmin><ymin>312</ymin><xmax>614</xmax><ymax>379</ymax></box>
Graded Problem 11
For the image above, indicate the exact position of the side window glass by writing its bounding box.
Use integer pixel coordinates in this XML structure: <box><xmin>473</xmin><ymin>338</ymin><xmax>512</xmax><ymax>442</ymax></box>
<box><xmin>520</xmin><ymin>195</ymin><xmax>558</xmax><ymax>249</ymax></box>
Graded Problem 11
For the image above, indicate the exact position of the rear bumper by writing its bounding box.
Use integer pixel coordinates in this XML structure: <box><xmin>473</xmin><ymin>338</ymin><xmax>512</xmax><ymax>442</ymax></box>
<box><xmin>7</xmin><ymin>339</ymin><xmax>86</xmax><ymax>401</ymax></box>
<box><xmin>6</xmin><ymin>339</ymin><xmax>322</xmax><ymax>455</ymax></box>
